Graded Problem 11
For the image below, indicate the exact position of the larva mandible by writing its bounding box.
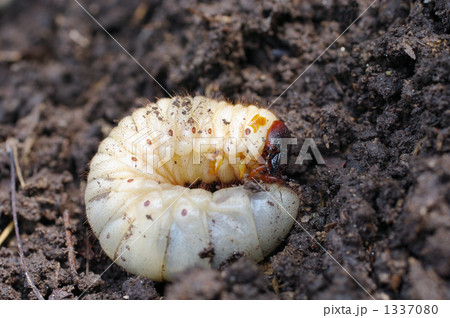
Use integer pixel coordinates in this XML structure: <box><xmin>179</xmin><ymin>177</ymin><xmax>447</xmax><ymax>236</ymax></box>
<box><xmin>85</xmin><ymin>96</ymin><xmax>300</xmax><ymax>281</ymax></box>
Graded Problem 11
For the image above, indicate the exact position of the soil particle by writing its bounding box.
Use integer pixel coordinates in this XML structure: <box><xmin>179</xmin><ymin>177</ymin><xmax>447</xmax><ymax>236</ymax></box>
<box><xmin>405</xmin><ymin>257</ymin><xmax>449</xmax><ymax>300</ymax></box>
<box><xmin>122</xmin><ymin>277</ymin><xmax>158</xmax><ymax>300</ymax></box>
<box><xmin>166</xmin><ymin>258</ymin><xmax>274</xmax><ymax>300</ymax></box>
<box><xmin>398</xmin><ymin>155</ymin><xmax>450</xmax><ymax>278</ymax></box>
<box><xmin>165</xmin><ymin>267</ymin><xmax>226</xmax><ymax>300</ymax></box>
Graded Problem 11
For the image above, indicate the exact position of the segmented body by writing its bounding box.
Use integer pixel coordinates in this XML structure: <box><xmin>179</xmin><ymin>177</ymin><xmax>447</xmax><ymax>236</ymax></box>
<box><xmin>85</xmin><ymin>96</ymin><xmax>299</xmax><ymax>281</ymax></box>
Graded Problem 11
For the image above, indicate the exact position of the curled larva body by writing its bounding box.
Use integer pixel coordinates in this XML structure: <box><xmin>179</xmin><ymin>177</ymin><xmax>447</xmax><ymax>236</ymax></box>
<box><xmin>85</xmin><ymin>96</ymin><xmax>300</xmax><ymax>281</ymax></box>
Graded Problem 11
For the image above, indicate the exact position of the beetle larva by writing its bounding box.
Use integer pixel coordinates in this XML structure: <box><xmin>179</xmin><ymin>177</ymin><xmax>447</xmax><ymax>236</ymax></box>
<box><xmin>85</xmin><ymin>96</ymin><xmax>300</xmax><ymax>281</ymax></box>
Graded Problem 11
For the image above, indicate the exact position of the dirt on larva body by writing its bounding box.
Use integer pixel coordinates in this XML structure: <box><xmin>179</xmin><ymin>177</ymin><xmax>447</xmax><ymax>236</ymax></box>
<box><xmin>0</xmin><ymin>0</ymin><xmax>449</xmax><ymax>300</ymax></box>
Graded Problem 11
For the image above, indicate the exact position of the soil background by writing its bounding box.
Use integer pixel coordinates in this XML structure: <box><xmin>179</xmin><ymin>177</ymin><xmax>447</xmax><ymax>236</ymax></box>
<box><xmin>0</xmin><ymin>0</ymin><xmax>449</xmax><ymax>300</ymax></box>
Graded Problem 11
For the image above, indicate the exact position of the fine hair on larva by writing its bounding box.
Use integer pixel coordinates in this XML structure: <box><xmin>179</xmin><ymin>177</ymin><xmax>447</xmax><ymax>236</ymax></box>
<box><xmin>85</xmin><ymin>96</ymin><xmax>300</xmax><ymax>281</ymax></box>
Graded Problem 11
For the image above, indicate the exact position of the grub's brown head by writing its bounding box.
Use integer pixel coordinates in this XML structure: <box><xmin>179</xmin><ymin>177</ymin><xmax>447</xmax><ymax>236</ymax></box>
<box><xmin>263</xmin><ymin>120</ymin><xmax>291</xmax><ymax>176</ymax></box>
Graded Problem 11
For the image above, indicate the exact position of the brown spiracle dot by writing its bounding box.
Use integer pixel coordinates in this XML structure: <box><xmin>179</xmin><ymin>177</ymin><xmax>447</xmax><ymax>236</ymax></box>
<box><xmin>146</xmin><ymin>139</ymin><xmax>152</xmax><ymax>145</ymax></box>
<box><xmin>208</xmin><ymin>128</ymin><xmax>212</xmax><ymax>134</ymax></box>
<box><xmin>131</xmin><ymin>156</ymin><xmax>138</xmax><ymax>161</ymax></box>
<box><xmin>144</xmin><ymin>200</ymin><xmax>150</xmax><ymax>207</ymax></box>
<box><xmin>192</xmin><ymin>127</ymin><xmax>196</xmax><ymax>133</ymax></box>
<box><xmin>168</xmin><ymin>129</ymin><xmax>173</xmax><ymax>136</ymax></box>
<box><xmin>127</xmin><ymin>179</ymin><xmax>134</xmax><ymax>183</ymax></box>
<box><xmin>245</xmin><ymin>128</ymin><xmax>251</xmax><ymax>135</ymax></box>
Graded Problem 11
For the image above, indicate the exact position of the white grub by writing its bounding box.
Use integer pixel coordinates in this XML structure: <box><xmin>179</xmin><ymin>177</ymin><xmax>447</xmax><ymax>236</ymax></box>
<box><xmin>85</xmin><ymin>96</ymin><xmax>300</xmax><ymax>281</ymax></box>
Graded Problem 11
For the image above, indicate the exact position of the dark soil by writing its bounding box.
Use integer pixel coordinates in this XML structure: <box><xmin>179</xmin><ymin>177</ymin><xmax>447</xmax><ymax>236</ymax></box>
<box><xmin>0</xmin><ymin>0</ymin><xmax>449</xmax><ymax>300</ymax></box>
